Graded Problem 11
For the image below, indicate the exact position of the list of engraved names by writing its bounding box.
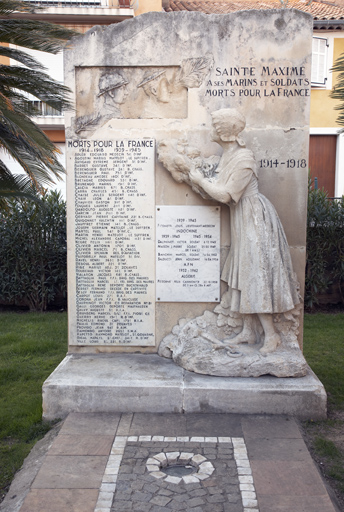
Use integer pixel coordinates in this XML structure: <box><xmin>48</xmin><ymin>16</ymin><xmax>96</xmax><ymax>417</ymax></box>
<box><xmin>71</xmin><ymin>139</ymin><xmax>155</xmax><ymax>346</ymax></box>
<box><xmin>156</xmin><ymin>206</ymin><xmax>220</xmax><ymax>302</ymax></box>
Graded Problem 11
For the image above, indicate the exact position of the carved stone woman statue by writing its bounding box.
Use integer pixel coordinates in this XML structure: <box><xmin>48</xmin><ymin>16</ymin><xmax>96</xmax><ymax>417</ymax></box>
<box><xmin>158</xmin><ymin>108</ymin><xmax>300</xmax><ymax>356</ymax></box>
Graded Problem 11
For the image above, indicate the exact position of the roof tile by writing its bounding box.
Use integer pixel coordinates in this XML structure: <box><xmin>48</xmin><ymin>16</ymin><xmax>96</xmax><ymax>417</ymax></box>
<box><xmin>165</xmin><ymin>0</ymin><xmax>344</xmax><ymax>21</ymax></box>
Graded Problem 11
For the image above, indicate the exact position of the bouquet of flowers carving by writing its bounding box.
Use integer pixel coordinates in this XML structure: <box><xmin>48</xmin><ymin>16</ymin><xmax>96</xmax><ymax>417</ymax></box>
<box><xmin>157</xmin><ymin>138</ymin><xmax>219</xmax><ymax>200</ymax></box>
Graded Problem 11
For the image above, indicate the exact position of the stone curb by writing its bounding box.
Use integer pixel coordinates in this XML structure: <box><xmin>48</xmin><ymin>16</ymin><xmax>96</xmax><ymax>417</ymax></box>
<box><xmin>0</xmin><ymin>422</ymin><xmax>63</xmax><ymax>512</ymax></box>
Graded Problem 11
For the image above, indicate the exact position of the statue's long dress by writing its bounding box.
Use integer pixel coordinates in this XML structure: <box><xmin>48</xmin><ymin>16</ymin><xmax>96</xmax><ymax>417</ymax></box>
<box><xmin>218</xmin><ymin>146</ymin><xmax>299</xmax><ymax>314</ymax></box>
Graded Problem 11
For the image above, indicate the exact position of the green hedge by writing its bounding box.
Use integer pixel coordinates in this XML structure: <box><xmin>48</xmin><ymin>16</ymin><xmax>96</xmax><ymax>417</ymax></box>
<box><xmin>306</xmin><ymin>182</ymin><xmax>344</xmax><ymax>308</ymax></box>
<box><xmin>0</xmin><ymin>191</ymin><xmax>67</xmax><ymax>311</ymax></box>
<box><xmin>0</xmin><ymin>185</ymin><xmax>342</xmax><ymax>312</ymax></box>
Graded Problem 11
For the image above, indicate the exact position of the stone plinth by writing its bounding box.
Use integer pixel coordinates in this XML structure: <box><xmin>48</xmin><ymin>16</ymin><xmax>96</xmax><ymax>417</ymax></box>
<box><xmin>42</xmin><ymin>354</ymin><xmax>327</xmax><ymax>420</ymax></box>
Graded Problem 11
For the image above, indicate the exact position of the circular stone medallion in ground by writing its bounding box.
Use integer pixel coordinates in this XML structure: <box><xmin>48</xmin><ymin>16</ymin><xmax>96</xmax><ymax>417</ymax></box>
<box><xmin>146</xmin><ymin>451</ymin><xmax>215</xmax><ymax>484</ymax></box>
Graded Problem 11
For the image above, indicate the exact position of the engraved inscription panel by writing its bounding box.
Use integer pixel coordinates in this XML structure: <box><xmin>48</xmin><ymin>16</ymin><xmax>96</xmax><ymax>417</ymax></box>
<box><xmin>156</xmin><ymin>206</ymin><xmax>220</xmax><ymax>302</ymax></box>
<box><xmin>71</xmin><ymin>139</ymin><xmax>155</xmax><ymax>346</ymax></box>
<box><xmin>204</xmin><ymin>65</ymin><xmax>310</xmax><ymax>100</ymax></box>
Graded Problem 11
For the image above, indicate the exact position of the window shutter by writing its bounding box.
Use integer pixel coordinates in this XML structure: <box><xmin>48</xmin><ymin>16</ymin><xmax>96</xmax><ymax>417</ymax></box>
<box><xmin>312</xmin><ymin>37</ymin><xmax>328</xmax><ymax>85</ymax></box>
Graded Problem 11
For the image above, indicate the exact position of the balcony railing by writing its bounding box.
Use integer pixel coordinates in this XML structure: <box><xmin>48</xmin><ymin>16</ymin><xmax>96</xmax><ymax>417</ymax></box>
<box><xmin>25</xmin><ymin>0</ymin><xmax>135</xmax><ymax>7</ymax></box>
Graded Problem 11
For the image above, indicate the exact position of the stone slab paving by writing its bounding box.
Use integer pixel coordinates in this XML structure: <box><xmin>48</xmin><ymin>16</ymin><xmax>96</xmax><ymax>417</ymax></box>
<box><xmin>9</xmin><ymin>413</ymin><xmax>339</xmax><ymax>512</ymax></box>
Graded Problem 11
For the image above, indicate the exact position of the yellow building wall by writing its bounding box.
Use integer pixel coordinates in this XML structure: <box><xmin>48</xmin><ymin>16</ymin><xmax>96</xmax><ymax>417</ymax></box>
<box><xmin>310</xmin><ymin>37</ymin><xmax>344</xmax><ymax>127</ymax></box>
<box><xmin>135</xmin><ymin>0</ymin><xmax>162</xmax><ymax>16</ymax></box>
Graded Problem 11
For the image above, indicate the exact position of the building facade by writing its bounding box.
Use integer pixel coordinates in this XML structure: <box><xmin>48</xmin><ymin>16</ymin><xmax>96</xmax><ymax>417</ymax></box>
<box><xmin>3</xmin><ymin>0</ymin><xmax>344</xmax><ymax>197</ymax></box>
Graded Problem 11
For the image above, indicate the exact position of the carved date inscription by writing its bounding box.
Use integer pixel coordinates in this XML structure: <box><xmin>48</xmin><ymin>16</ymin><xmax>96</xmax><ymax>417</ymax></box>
<box><xmin>259</xmin><ymin>158</ymin><xmax>307</xmax><ymax>169</ymax></box>
<box><xmin>71</xmin><ymin>139</ymin><xmax>155</xmax><ymax>346</ymax></box>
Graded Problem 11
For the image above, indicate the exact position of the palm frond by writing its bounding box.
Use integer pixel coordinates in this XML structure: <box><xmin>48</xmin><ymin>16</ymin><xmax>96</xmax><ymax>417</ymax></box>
<box><xmin>0</xmin><ymin>66</ymin><xmax>72</xmax><ymax>110</ymax></box>
<box><xmin>0</xmin><ymin>0</ymin><xmax>78</xmax><ymax>204</ymax></box>
<box><xmin>0</xmin><ymin>19</ymin><xmax>77</xmax><ymax>53</ymax></box>
<box><xmin>0</xmin><ymin>101</ymin><xmax>63</xmax><ymax>154</ymax></box>
<box><xmin>0</xmin><ymin>111</ymin><xmax>65</xmax><ymax>186</ymax></box>
<box><xmin>0</xmin><ymin>160</ymin><xmax>42</xmax><ymax>210</ymax></box>
<box><xmin>330</xmin><ymin>52</ymin><xmax>344</xmax><ymax>128</ymax></box>
<box><xmin>0</xmin><ymin>45</ymin><xmax>45</xmax><ymax>69</ymax></box>
<box><xmin>0</xmin><ymin>0</ymin><xmax>37</xmax><ymax>15</ymax></box>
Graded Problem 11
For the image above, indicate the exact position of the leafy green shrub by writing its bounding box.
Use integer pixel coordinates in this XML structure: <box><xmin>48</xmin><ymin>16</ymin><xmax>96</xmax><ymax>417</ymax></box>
<box><xmin>306</xmin><ymin>181</ymin><xmax>344</xmax><ymax>308</ymax></box>
<box><xmin>0</xmin><ymin>191</ymin><xmax>67</xmax><ymax>311</ymax></box>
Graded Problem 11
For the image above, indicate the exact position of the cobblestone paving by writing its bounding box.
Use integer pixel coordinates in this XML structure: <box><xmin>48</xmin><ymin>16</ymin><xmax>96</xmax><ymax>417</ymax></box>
<box><xmin>110</xmin><ymin>440</ymin><xmax>243</xmax><ymax>512</ymax></box>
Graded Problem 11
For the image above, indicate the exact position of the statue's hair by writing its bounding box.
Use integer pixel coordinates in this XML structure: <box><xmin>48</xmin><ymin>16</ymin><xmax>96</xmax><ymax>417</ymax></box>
<box><xmin>211</xmin><ymin>108</ymin><xmax>246</xmax><ymax>142</ymax></box>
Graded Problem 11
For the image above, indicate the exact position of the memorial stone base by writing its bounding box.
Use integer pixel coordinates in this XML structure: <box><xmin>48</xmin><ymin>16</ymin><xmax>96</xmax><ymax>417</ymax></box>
<box><xmin>42</xmin><ymin>354</ymin><xmax>327</xmax><ymax>421</ymax></box>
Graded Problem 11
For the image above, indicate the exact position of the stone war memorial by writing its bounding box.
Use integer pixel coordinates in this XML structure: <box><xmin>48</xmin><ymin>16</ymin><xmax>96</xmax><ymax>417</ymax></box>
<box><xmin>43</xmin><ymin>9</ymin><xmax>327</xmax><ymax>419</ymax></box>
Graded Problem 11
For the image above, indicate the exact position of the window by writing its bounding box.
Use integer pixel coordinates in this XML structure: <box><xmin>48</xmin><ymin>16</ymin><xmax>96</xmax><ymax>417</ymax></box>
<box><xmin>30</xmin><ymin>100</ymin><xmax>63</xmax><ymax>116</ymax></box>
<box><xmin>312</xmin><ymin>37</ymin><xmax>328</xmax><ymax>86</ymax></box>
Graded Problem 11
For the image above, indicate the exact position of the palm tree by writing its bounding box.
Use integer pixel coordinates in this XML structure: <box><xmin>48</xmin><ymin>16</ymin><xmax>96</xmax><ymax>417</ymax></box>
<box><xmin>0</xmin><ymin>0</ymin><xmax>77</xmax><ymax>207</ymax></box>
<box><xmin>331</xmin><ymin>53</ymin><xmax>344</xmax><ymax>131</ymax></box>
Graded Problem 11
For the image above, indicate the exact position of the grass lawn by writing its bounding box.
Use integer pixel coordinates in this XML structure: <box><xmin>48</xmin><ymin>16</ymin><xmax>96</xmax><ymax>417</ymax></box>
<box><xmin>303</xmin><ymin>313</ymin><xmax>344</xmax><ymax>409</ymax></box>
<box><xmin>0</xmin><ymin>311</ymin><xmax>343</xmax><ymax>505</ymax></box>
<box><xmin>0</xmin><ymin>312</ymin><xmax>67</xmax><ymax>502</ymax></box>
<box><xmin>303</xmin><ymin>312</ymin><xmax>344</xmax><ymax>507</ymax></box>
